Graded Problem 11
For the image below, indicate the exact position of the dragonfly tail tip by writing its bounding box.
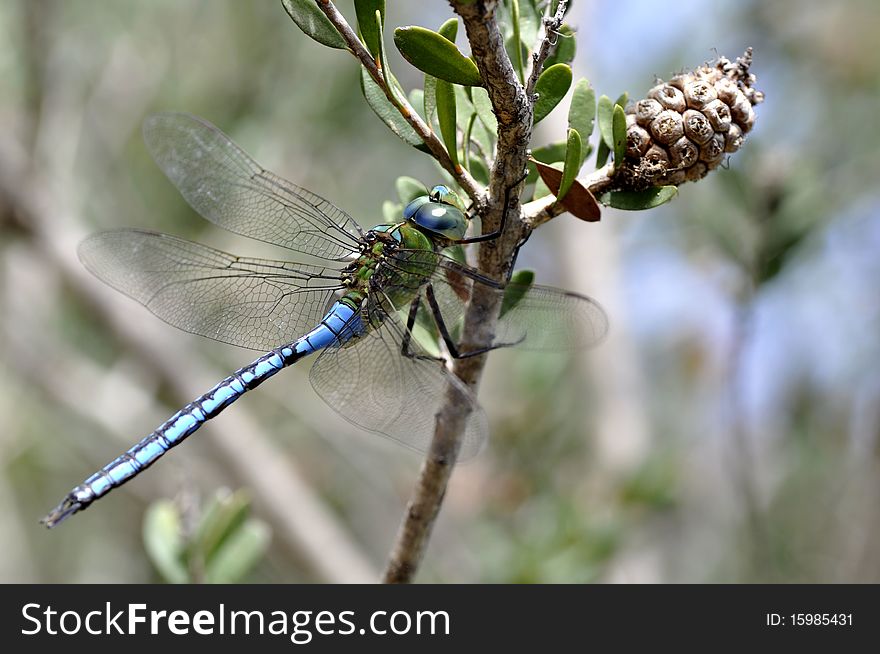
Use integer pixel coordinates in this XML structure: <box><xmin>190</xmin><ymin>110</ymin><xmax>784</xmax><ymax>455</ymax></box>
<box><xmin>40</xmin><ymin>498</ymin><xmax>83</xmax><ymax>529</ymax></box>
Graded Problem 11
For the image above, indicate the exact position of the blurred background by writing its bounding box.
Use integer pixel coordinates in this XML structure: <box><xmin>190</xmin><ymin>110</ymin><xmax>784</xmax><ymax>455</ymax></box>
<box><xmin>1</xmin><ymin>0</ymin><xmax>878</xmax><ymax>583</ymax></box>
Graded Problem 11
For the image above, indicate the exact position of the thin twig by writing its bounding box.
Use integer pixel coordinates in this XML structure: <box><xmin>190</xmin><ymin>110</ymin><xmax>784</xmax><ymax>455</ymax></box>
<box><xmin>316</xmin><ymin>0</ymin><xmax>485</xmax><ymax>208</ymax></box>
<box><xmin>383</xmin><ymin>0</ymin><xmax>533</xmax><ymax>584</ymax></box>
<box><xmin>524</xmin><ymin>0</ymin><xmax>568</xmax><ymax>98</ymax></box>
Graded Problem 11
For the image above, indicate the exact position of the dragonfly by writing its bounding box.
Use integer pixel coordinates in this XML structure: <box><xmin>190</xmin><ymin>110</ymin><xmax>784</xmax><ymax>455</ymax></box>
<box><xmin>42</xmin><ymin>113</ymin><xmax>608</xmax><ymax>527</ymax></box>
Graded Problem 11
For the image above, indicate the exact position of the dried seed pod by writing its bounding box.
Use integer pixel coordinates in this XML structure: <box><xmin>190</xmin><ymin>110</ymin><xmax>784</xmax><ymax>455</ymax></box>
<box><xmin>714</xmin><ymin>77</ymin><xmax>739</xmax><ymax>104</ymax></box>
<box><xmin>684</xmin><ymin>79</ymin><xmax>718</xmax><ymax>109</ymax></box>
<box><xmin>724</xmin><ymin>123</ymin><xmax>743</xmax><ymax>152</ymax></box>
<box><xmin>650</xmin><ymin>109</ymin><xmax>684</xmax><ymax>145</ymax></box>
<box><xmin>635</xmin><ymin>98</ymin><xmax>663</xmax><ymax>127</ymax></box>
<box><xmin>649</xmin><ymin>84</ymin><xmax>687</xmax><ymax>112</ymax></box>
<box><xmin>626</xmin><ymin>124</ymin><xmax>652</xmax><ymax>157</ymax></box>
<box><xmin>614</xmin><ymin>48</ymin><xmax>762</xmax><ymax>191</ymax></box>
<box><xmin>668</xmin><ymin>73</ymin><xmax>693</xmax><ymax>91</ymax></box>
<box><xmin>668</xmin><ymin>136</ymin><xmax>699</xmax><ymax>169</ymax></box>
<box><xmin>682</xmin><ymin>109</ymin><xmax>713</xmax><ymax>145</ymax></box>
<box><xmin>701</xmin><ymin>99</ymin><xmax>732</xmax><ymax>132</ymax></box>
<box><xmin>699</xmin><ymin>133</ymin><xmax>725</xmax><ymax>165</ymax></box>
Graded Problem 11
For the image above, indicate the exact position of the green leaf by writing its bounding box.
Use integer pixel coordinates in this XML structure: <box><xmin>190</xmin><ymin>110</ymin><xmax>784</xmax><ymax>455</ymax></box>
<box><xmin>559</xmin><ymin>128</ymin><xmax>582</xmax><ymax>200</ymax></box>
<box><xmin>394</xmin><ymin>26</ymin><xmax>482</xmax><ymax>86</ymax></box>
<box><xmin>396</xmin><ymin>176</ymin><xmax>426</xmax><ymax>204</ymax></box>
<box><xmin>501</xmin><ymin>269</ymin><xmax>536</xmax><ymax>318</ymax></box>
<box><xmin>143</xmin><ymin>501</ymin><xmax>188</xmax><ymax>584</ymax></box>
<box><xmin>568</xmin><ymin>78</ymin><xmax>595</xmax><ymax>163</ymax></box>
<box><xmin>468</xmin><ymin>155</ymin><xmax>490</xmax><ymax>185</ymax></box>
<box><xmin>534</xmin><ymin>63</ymin><xmax>572</xmax><ymax>124</ymax></box>
<box><xmin>360</xmin><ymin>67</ymin><xmax>428</xmax><ymax>152</ymax></box>
<box><xmin>598</xmin><ymin>186</ymin><xmax>678</xmax><ymax>210</ymax></box>
<box><xmin>615</xmin><ymin>91</ymin><xmax>629</xmax><ymax>111</ymax></box>
<box><xmin>281</xmin><ymin>0</ymin><xmax>346</xmax><ymax>50</ymax></box>
<box><xmin>436</xmin><ymin>79</ymin><xmax>459</xmax><ymax>167</ymax></box>
<box><xmin>612</xmin><ymin>104</ymin><xmax>627</xmax><ymax>170</ymax></box>
<box><xmin>595</xmin><ymin>139</ymin><xmax>610</xmax><ymax>168</ymax></box>
<box><xmin>597</xmin><ymin>94</ymin><xmax>614</xmax><ymax>149</ymax></box>
<box><xmin>193</xmin><ymin>489</ymin><xmax>251</xmax><ymax>562</ymax></box>
<box><xmin>437</xmin><ymin>17</ymin><xmax>458</xmax><ymax>41</ymax></box>
<box><xmin>408</xmin><ymin>88</ymin><xmax>425</xmax><ymax>121</ymax></box>
<box><xmin>382</xmin><ymin>200</ymin><xmax>401</xmax><ymax>223</ymax></box>
<box><xmin>510</xmin><ymin>0</ymin><xmax>524</xmax><ymax>83</ymax></box>
<box><xmin>205</xmin><ymin>520</ymin><xmax>271</xmax><ymax>584</ymax></box>
<box><xmin>544</xmin><ymin>24</ymin><xmax>576</xmax><ymax>67</ymax></box>
<box><xmin>470</xmin><ymin>86</ymin><xmax>497</xmax><ymax>134</ymax></box>
<box><xmin>354</xmin><ymin>1</ymin><xmax>385</xmax><ymax>59</ymax></box>
<box><xmin>423</xmin><ymin>74</ymin><xmax>437</xmax><ymax>127</ymax></box>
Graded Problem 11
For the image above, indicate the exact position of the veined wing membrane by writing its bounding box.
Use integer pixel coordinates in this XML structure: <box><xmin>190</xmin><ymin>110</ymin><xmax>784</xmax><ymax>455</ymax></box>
<box><xmin>383</xmin><ymin>250</ymin><xmax>609</xmax><ymax>351</ymax></box>
<box><xmin>309</xmin><ymin>295</ymin><xmax>487</xmax><ymax>460</ymax></box>
<box><xmin>143</xmin><ymin>113</ymin><xmax>364</xmax><ymax>261</ymax></box>
<box><xmin>79</xmin><ymin>229</ymin><xmax>344</xmax><ymax>351</ymax></box>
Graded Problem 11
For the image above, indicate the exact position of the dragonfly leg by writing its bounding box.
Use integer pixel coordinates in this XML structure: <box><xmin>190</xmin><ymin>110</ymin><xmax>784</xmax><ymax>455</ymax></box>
<box><xmin>425</xmin><ymin>284</ymin><xmax>524</xmax><ymax>359</ymax></box>
<box><xmin>401</xmin><ymin>296</ymin><xmax>445</xmax><ymax>363</ymax></box>
<box><xmin>450</xmin><ymin>170</ymin><xmax>529</xmax><ymax>245</ymax></box>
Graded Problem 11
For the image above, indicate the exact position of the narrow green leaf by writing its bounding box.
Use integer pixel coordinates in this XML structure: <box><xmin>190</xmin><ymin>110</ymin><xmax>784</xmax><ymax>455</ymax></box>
<box><xmin>595</xmin><ymin>139</ymin><xmax>610</xmax><ymax>168</ymax></box>
<box><xmin>544</xmin><ymin>24</ymin><xmax>576</xmax><ymax>67</ymax></box>
<box><xmin>511</xmin><ymin>0</ymin><xmax>524</xmax><ymax>83</ymax></box>
<box><xmin>501</xmin><ymin>269</ymin><xmax>535</xmax><ymax>318</ymax></box>
<box><xmin>462</xmin><ymin>112</ymin><xmax>477</xmax><ymax>171</ymax></box>
<box><xmin>470</xmin><ymin>86</ymin><xmax>497</xmax><ymax>133</ymax></box>
<box><xmin>468</xmin><ymin>155</ymin><xmax>490</xmax><ymax>185</ymax></box>
<box><xmin>597</xmin><ymin>94</ymin><xmax>614</xmax><ymax>148</ymax></box>
<box><xmin>612</xmin><ymin>104</ymin><xmax>627</xmax><ymax>170</ymax></box>
<box><xmin>568</xmin><ymin>78</ymin><xmax>596</xmax><ymax>162</ymax></box>
<box><xmin>424</xmin><ymin>74</ymin><xmax>437</xmax><ymax>127</ymax></box>
<box><xmin>454</xmin><ymin>84</ymin><xmax>474</xmax><ymax>133</ymax></box>
<box><xmin>374</xmin><ymin>10</ymin><xmax>401</xmax><ymax>105</ymax></box>
<box><xmin>143</xmin><ymin>501</ymin><xmax>187</xmax><ymax>584</ymax></box>
<box><xmin>599</xmin><ymin>186</ymin><xmax>678</xmax><ymax>210</ymax></box>
<box><xmin>394</xmin><ymin>26</ymin><xmax>482</xmax><ymax>86</ymax></box>
<box><xmin>382</xmin><ymin>200</ymin><xmax>401</xmax><ymax>223</ymax></box>
<box><xmin>438</xmin><ymin>17</ymin><xmax>458</xmax><ymax>41</ymax></box>
<box><xmin>205</xmin><ymin>520</ymin><xmax>271</xmax><ymax>584</ymax></box>
<box><xmin>436</xmin><ymin>79</ymin><xmax>459</xmax><ymax>167</ymax></box>
<box><xmin>193</xmin><ymin>490</ymin><xmax>250</xmax><ymax>562</ymax></box>
<box><xmin>360</xmin><ymin>67</ymin><xmax>428</xmax><ymax>151</ymax></box>
<box><xmin>534</xmin><ymin>63</ymin><xmax>572</xmax><ymax>124</ymax></box>
<box><xmin>354</xmin><ymin>1</ymin><xmax>385</xmax><ymax>59</ymax></box>
<box><xmin>281</xmin><ymin>0</ymin><xmax>346</xmax><ymax>50</ymax></box>
<box><xmin>469</xmin><ymin>114</ymin><xmax>495</xmax><ymax>158</ymax></box>
<box><xmin>396</xmin><ymin>176</ymin><xmax>426</xmax><ymax>204</ymax></box>
<box><xmin>615</xmin><ymin>91</ymin><xmax>629</xmax><ymax>111</ymax></box>
<box><xmin>408</xmin><ymin>88</ymin><xmax>425</xmax><ymax>121</ymax></box>
<box><xmin>559</xmin><ymin>128</ymin><xmax>582</xmax><ymax>200</ymax></box>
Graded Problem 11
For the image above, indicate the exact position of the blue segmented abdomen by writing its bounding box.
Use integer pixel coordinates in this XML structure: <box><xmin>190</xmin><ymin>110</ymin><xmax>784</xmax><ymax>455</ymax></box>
<box><xmin>42</xmin><ymin>300</ymin><xmax>359</xmax><ymax>527</ymax></box>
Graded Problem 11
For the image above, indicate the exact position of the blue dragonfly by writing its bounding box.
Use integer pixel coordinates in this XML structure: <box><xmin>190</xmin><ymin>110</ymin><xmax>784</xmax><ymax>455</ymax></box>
<box><xmin>42</xmin><ymin>113</ymin><xmax>607</xmax><ymax>527</ymax></box>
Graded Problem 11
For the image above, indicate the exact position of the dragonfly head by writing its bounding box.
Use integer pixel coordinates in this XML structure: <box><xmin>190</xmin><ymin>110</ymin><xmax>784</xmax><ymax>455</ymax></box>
<box><xmin>403</xmin><ymin>185</ymin><xmax>468</xmax><ymax>241</ymax></box>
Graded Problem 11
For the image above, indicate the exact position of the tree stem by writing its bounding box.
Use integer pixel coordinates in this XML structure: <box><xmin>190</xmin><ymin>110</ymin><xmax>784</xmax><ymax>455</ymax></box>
<box><xmin>383</xmin><ymin>0</ymin><xmax>536</xmax><ymax>583</ymax></box>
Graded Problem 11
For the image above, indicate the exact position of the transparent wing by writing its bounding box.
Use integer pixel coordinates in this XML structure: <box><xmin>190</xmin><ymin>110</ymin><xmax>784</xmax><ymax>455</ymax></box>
<box><xmin>142</xmin><ymin>112</ymin><xmax>364</xmax><ymax>260</ymax></box>
<box><xmin>384</xmin><ymin>251</ymin><xmax>609</xmax><ymax>351</ymax></box>
<box><xmin>79</xmin><ymin>229</ymin><xmax>345</xmax><ymax>351</ymax></box>
<box><xmin>309</xmin><ymin>295</ymin><xmax>488</xmax><ymax>460</ymax></box>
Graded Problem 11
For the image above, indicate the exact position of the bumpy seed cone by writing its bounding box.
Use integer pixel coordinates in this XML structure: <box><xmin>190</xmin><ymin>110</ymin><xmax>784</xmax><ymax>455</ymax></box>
<box><xmin>618</xmin><ymin>48</ymin><xmax>764</xmax><ymax>190</ymax></box>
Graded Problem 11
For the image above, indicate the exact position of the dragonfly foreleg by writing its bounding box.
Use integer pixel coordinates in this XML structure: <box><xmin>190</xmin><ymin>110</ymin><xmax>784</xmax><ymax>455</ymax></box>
<box><xmin>401</xmin><ymin>296</ymin><xmax>444</xmax><ymax>363</ymax></box>
<box><xmin>424</xmin><ymin>284</ymin><xmax>524</xmax><ymax>359</ymax></box>
<box><xmin>449</xmin><ymin>170</ymin><xmax>529</xmax><ymax>246</ymax></box>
